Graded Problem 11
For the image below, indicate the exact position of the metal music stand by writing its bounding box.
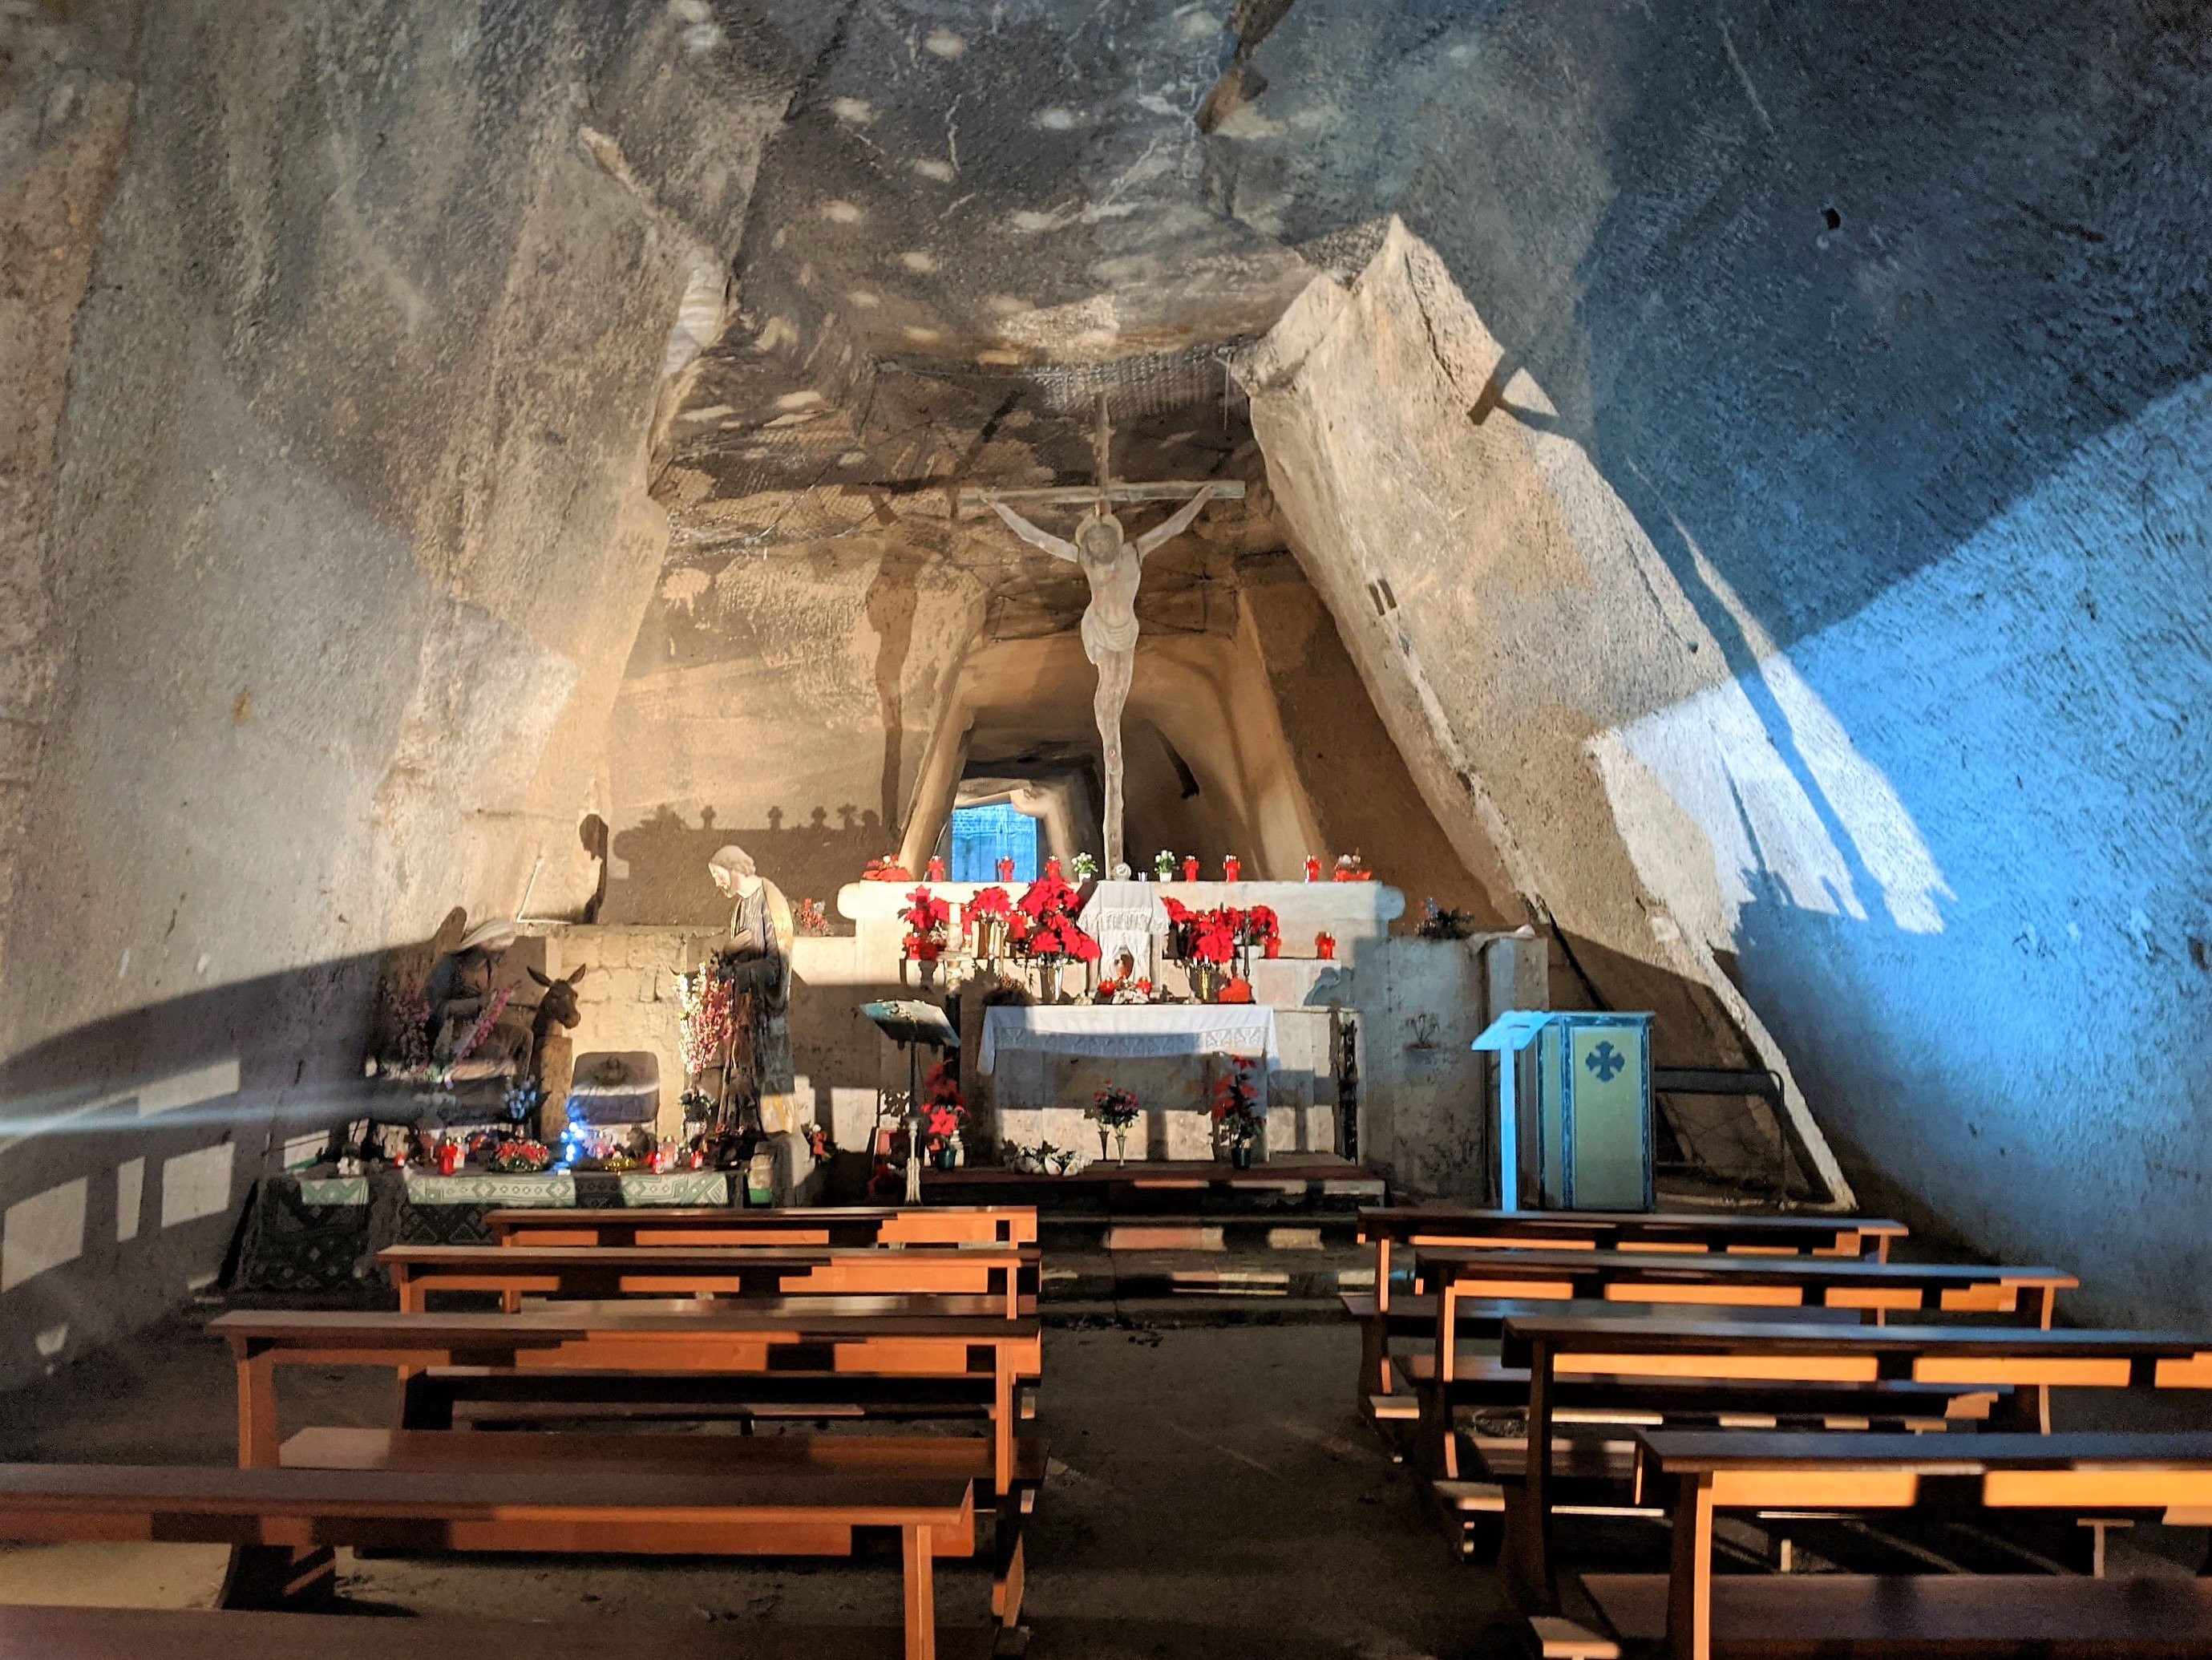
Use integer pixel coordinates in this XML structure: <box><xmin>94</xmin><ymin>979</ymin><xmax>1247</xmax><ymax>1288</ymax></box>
<box><xmin>859</xmin><ymin>1000</ymin><xmax>960</xmax><ymax>1201</ymax></box>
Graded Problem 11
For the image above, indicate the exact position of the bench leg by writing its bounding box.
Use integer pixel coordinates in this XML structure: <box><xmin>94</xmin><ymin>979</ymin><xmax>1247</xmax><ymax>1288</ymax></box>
<box><xmin>1664</xmin><ymin>1473</ymin><xmax>1716</xmax><ymax>1660</ymax></box>
<box><xmin>398</xmin><ymin>1368</ymin><xmax>457</xmax><ymax>1431</ymax></box>
<box><xmin>1358</xmin><ymin>1314</ymin><xmax>1390</xmax><ymax>1414</ymax></box>
<box><xmin>218</xmin><ymin>1544</ymin><xmax>335</xmax><ymax>1610</ymax></box>
<box><xmin>992</xmin><ymin>1493</ymin><xmax>1026</xmax><ymax>1627</ymax></box>
<box><xmin>237</xmin><ymin>1351</ymin><xmax>280</xmax><ymax>1469</ymax></box>
<box><xmin>902</xmin><ymin>1522</ymin><xmax>936</xmax><ymax>1660</ymax></box>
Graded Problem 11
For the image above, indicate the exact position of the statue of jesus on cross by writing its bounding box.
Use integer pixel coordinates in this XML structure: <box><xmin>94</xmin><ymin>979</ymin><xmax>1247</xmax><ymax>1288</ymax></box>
<box><xmin>981</xmin><ymin>400</ymin><xmax>1243</xmax><ymax>875</ymax></box>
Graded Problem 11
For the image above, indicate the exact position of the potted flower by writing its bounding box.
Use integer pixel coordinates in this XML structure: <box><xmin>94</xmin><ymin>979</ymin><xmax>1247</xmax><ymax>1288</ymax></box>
<box><xmin>903</xmin><ymin>885</ymin><xmax>951</xmax><ymax>962</ymax></box>
<box><xmin>1187</xmin><ymin>909</ymin><xmax>1237</xmax><ymax>1001</ymax></box>
<box><xmin>488</xmin><ymin>1138</ymin><xmax>554</xmax><ymax>1174</ymax></box>
<box><xmin>1090</xmin><ymin>1083</ymin><xmax>1142</xmax><ymax>1164</ymax></box>
<box><xmin>1153</xmin><ymin>849</ymin><xmax>1179</xmax><ymax>881</ymax></box>
<box><xmin>1013</xmin><ymin>868</ymin><xmax>1099</xmax><ymax>1000</ymax></box>
<box><xmin>920</xmin><ymin>1061</ymin><xmax>967</xmax><ymax>1170</ymax></box>
<box><xmin>1211</xmin><ymin>1059</ymin><xmax>1265</xmax><ymax>1168</ymax></box>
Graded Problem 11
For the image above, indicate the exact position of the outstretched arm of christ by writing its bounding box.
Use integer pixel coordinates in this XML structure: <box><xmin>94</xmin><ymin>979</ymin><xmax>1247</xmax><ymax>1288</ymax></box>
<box><xmin>1131</xmin><ymin>482</ymin><xmax>1220</xmax><ymax>558</ymax></box>
<box><xmin>990</xmin><ymin>500</ymin><xmax>1080</xmax><ymax>563</ymax></box>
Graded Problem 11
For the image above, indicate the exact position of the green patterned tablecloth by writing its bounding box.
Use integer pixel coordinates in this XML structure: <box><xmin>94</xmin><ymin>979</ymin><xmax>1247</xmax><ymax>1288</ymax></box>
<box><xmin>233</xmin><ymin>1168</ymin><xmax>732</xmax><ymax>1294</ymax></box>
<box><xmin>402</xmin><ymin>1171</ymin><xmax>577</xmax><ymax>1207</ymax></box>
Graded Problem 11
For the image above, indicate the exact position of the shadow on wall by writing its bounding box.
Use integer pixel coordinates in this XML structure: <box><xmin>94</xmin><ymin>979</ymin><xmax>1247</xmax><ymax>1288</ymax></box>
<box><xmin>0</xmin><ymin>921</ymin><xmax>594</xmax><ymax>1386</ymax></box>
<box><xmin>0</xmin><ymin>949</ymin><xmax>393</xmax><ymax>1387</ymax></box>
<box><xmin>601</xmin><ymin>805</ymin><xmax>892</xmax><ymax>929</ymax></box>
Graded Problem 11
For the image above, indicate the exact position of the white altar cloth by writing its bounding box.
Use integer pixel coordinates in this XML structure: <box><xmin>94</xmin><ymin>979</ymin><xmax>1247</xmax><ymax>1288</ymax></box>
<box><xmin>978</xmin><ymin>1005</ymin><xmax>1279</xmax><ymax>1074</ymax></box>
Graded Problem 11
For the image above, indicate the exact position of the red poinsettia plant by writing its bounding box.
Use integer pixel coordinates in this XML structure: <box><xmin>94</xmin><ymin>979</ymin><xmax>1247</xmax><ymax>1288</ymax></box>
<box><xmin>1188</xmin><ymin>909</ymin><xmax>1239</xmax><ymax>966</ymax></box>
<box><xmin>902</xmin><ymin>885</ymin><xmax>951</xmax><ymax>961</ymax></box>
<box><xmin>921</xmin><ymin>1060</ymin><xmax>967</xmax><ymax>1150</ymax></box>
<box><xmin>964</xmin><ymin>885</ymin><xmax>1013</xmax><ymax>926</ymax></box>
<box><xmin>1211</xmin><ymin>1059</ymin><xmax>1264</xmax><ymax>1148</ymax></box>
<box><xmin>1012</xmin><ymin>870</ymin><xmax>1099</xmax><ymax>964</ymax></box>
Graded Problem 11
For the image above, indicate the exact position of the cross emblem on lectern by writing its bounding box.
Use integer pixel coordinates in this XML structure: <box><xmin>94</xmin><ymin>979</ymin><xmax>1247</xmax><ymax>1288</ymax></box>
<box><xmin>1585</xmin><ymin>1041</ymin><xmax>1626</xmax><ymax>1083</ymax></box>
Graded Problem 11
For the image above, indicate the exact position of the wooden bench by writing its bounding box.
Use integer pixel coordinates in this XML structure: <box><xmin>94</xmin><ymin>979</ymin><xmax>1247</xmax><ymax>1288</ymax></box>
<box><xmin>0</xmin><ymin>1605</ymin><xmax>1000</xmax><ymax>1660</ymax></box>
<box><xmin>1492</xmin><ymin>1313</ymin><xmax>2212</xmax><ymax>1609</ymax></box>
<box><xmin>1351</xmin><ymin>1211</ymin><xmax>1906</xmax><ymax>1411</ymax></box>
<box><xmin>381</xmin><ymin>1244</ymin><xmax>1037</xmax><ymax>1315</ymax></box>
<box><xmin>1375</xmin><ymin>1249</ymin><xmax>2070</xmax><ymax>1435</ymax></box>
<box><xmin>208</xmin><ymin>1306</ymin><xmax>1041</xmax><ymax>1494</ymax></box>
<box><xmin>1548</xmin><ymin>1429</ymin><xmax>2212</xmax><ymax>1659</ymax></box>
<box><xmin>488</xmin><ymin>1205</ymin><xmax>1038</xmax><ymax>1249</ymax></box>
<box><xmin>279</xmin><ymin>1425</ymin><xmax>1049</xmax><ymax>1627</ymax></box>
<box><xmin>0</xmin><ymin>1461</ymin><xmax>973</xmax><ymax>1660</ymax></box>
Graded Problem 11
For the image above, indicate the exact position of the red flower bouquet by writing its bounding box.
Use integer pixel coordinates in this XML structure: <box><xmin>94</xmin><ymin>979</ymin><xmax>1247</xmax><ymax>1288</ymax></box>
<box><xmin>902</xmin><ymin>885</ymin><xmax>951</xmax><ymax>961</ymax></box>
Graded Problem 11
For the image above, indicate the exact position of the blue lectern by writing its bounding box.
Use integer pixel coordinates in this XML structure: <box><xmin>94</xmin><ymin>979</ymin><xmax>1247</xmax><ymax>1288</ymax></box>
<box><xmin>1472</xmin><ymin>1010</ymin><xmax>1653</xmax><ymax>1211</ymax></box>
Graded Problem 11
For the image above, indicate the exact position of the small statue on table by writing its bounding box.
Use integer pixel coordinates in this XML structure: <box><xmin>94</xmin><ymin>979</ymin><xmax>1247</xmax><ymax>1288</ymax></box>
<box><xmin>421</xmin><ymin>917</ymin><xmax>535</xmax><ymax>1086</ymax></box>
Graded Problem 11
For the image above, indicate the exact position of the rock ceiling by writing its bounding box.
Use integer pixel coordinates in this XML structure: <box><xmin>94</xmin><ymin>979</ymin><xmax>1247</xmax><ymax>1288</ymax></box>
<box><xmin>653</xmin><ymin>0</ymin><xmax>1360</xmax><ymax>625</ymax></box>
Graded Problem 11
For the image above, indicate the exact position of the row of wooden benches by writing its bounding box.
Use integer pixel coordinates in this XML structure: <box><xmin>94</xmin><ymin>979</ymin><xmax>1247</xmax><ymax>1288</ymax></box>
<box><xmin>1344</xmin><ymin>1205</ymin><xmax>2212</xmax><ymax>1658</ymax></box>
<box><xmin>0</xmin><ymin>1202</ymin><xmax>1048</xmax><ymax>1660</ymax></box>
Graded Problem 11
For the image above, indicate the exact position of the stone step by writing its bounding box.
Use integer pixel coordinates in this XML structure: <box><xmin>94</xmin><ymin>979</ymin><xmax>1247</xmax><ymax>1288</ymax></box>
<box><xmin>921</xmin><ymin>1161</ymin><xmax>1386</xmax><ymax>1217</ymax></box>
<box><xmin>1041</xmin><ymin>1296</ymin><xmax>1353</xmax><ymax>1329</ymax></box>
<box><xmin>1037</xmin><ymin>1210</ymin><xmax>1368</xmax><ymax>1252</ymax></box>
<box><xmin>1039</xmin><ymin>1248</ymin><xmax>1373</xmax><ymax>1302</ymax></box>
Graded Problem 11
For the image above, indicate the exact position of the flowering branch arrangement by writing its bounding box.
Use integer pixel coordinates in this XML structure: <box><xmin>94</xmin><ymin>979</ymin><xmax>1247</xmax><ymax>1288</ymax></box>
<box><xmin>435</xmin><ymin>985</ymin><xmax>514</xmax><ymax>1085</ymax></box>
<box><xmin>677</xmin><ymin>967</ymin><xmax>735</xmax><ymax>1078</ymax></box>
<box><xmin>373</xmin><ymin>977</ymin><xmax>435</xmax><ymax>1076</ymax></box>
<box><xmin>1098</xmin><ymin>974</ymin><xmax>1155</xmax><ymax>1006</ymax></box>
<box><xmin>901</xmin><ymin>885</ymin><xmax>952</xmax><ymax>962</ymax></box>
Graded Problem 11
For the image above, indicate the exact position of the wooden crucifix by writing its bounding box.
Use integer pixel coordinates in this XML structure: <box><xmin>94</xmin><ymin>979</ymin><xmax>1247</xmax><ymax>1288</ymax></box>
<box><xmin>979</xmin><ymin>398</ymin><xmax>1243</xmax><ymax>875</ymax></box>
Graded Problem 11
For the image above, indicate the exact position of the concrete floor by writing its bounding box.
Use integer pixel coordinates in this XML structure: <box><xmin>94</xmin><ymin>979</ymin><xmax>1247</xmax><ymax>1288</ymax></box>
<box><xmin>0</xmin><ymin>1313</ymin><xmax>1509</xmax><ymax>1658</ymax></box>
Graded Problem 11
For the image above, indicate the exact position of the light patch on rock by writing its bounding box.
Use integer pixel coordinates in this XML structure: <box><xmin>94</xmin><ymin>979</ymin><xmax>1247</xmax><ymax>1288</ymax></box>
<box><xmin>755</xmin><ymin>316</ymin><xmax>799</xmax><ymax>351</ymax></box>
<box><xmin>903</xmin><ymin>325</ymin><xmax>945</xmax><ymax>344</ymax></box>
<box><xmin>898</xmin><ymin>250</ymin><xmax>938</xmax><ymax>273</ymax></box>
<box><xmin>998</xmin><ymin>294</ymin><xmax>1120</xmax><ymax>354</ymax></box>
<box><xmin>681</xmin><ymin>21</ymin><xmax>723</xmax><ymax>55</ymax></box>
<box><xmin>1211</xmin><ymin>103</ymin><xmax>1286</xmax><ymax>140</ymax></box>
<box><xmin>845</xmin><ymin>289</ymin><xmax>881</xmax><ymax>309</ymax></box>
<box><xmin>912</xmin><ymin>157</ymin><xmax>956</xmax><ymax>182</ymax></box>
<box><xmin>1008</xmin><ymin>209</ymin><xmax>1066</xmax><ymax>234</ymax></box>
<box><xmin>977</xmin><ymin>348</ymin><xmax>1026</xmax><ymax>366</ymax></box>
<box><xmin>821</xmin><ymin>200</ymin><xmax>865</xmax><ymax>224</ymax></box>
<box><xmin>662</xmin><ymin>569</ymin><xmax>720</xmax><ymax>615</ymax></box>
<box><xmin>1176</xmin><ymin>6</ymin><xmax>1218</xmax><ymax>41</ymax></box>
<box><xmin>669</xmin><ymin>0</ymin><xmax>712</xmax><ymax>20</ymax></box>
<box><xmin>924</xmin><ymin>28</ymin><xmax>967</xmax><ymax>58</ymax></box>
<box><xmin>985</xmin><ymin>294</ymin><xmax>1033</xmax><ymax>317</ymax></box>
<box><xmin>1090</xmin><ymin>254</ymin><xmax>1160</xmax><ymax>284</ymax></box>
<box><xmin>1034</xmin><ymin>107</ymin><xmax>1079</xmax><ymax>131</ymax></box>
<box><xmin>774</xmin><ymin>390</ymin><xmax>824</xmax><ymax>411</ymax></box>
<box><xmin>682</xmin><ymin>404</ymin><xmax>735</xmax><ymax>422</ymax></box>
<box><xmin>831</xmin><ymin>97</ymin><xmax>875</xmax><ymax>125</ymax></box>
